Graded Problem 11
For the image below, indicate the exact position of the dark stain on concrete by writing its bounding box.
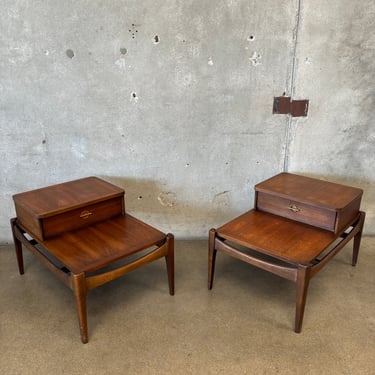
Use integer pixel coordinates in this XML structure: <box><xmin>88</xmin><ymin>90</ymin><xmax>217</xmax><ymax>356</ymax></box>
<box><xmin>66</xmin><ymin>49</ymin><xmax>74</xmax><ymax>59</ymax></box>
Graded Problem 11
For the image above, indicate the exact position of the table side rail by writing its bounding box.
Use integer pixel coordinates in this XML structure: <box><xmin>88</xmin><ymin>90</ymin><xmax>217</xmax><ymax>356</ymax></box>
<box><xmin>85</xmin><ymin>235</ymin><xmax>171</xmax><ymax>290</ymax></box>
<box><xmin>309</xmin><ymin>211</ymin><xmax>365</xmax><ymax>278</ymax></box>
<box><xmin>214</xmin><ymin>237</ymin><xmax>298</xmax><ymax>282</ymax></box>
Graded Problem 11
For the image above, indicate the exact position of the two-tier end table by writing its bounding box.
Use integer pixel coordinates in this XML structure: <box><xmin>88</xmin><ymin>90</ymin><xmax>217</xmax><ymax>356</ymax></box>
<box><xmin>208</xmin><ymin>173</ymin><xmax>365</xmax><ymax>332</ymax></box>
<box><xmin>11</xmin><ymin>177</ymin><xmax>174</xmax><ymax>343</ymax></box>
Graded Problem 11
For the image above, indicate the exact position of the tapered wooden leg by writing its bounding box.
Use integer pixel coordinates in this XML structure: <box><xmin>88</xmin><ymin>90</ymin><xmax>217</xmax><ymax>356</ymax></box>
<box><xmin>295</xmin><ymin>265</ymin><xmax>310</xmax><ymax>333</ymax></box>
<box><xmin>352</xmin><ymin>232</ymin><xmax>362</xmax><ymax>267</ymax></box>
<box><xmin>165</xmin><ymin>233</ymin><xmax>175</xmax><ymax>296</ymax></box>
<box><xmin>10</xmin><ymin>218</ymin><xmax>24</xmax><ymax>275</ymax></box>
<box><xmin>72</xmin><ymin>273</ymin><xmax>88</xmax><ymax>344</ymax></box>
<box><xmin>208</xmin><ymin>229</ymin><xmax>217</xmax><ymax>290</ymax></box>
<box><xmin>352</xmin><ymin>212</ymin><xmax>365</xmax><ymax>266</ymax></box>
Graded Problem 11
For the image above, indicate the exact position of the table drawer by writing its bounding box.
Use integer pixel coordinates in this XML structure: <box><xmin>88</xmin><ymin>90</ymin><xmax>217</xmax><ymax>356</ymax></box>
<box><xmin>256</xmin><ymin>192</ymin><xmax>337</xmax><ymax>231</ymax></box>
<box><xmin>16</xmin><ymin>196</ymin><xmax>124</xmax><ymax>240</ymax></box>
<box><xmin>13</xmin><ymin>176</ymin><xmax>126</xmax><ymax>241</ymax></box>
<box><xmin>41</xmin><ymin>197</ymin><xmax>124</xmax><ymax>239</ymax></box>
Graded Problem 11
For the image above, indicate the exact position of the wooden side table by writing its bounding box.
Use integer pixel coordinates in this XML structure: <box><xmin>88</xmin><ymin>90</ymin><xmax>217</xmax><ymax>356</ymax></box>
<box><xmin>208</xmin><ymin>173</ymin><xmax>365</xmax><ymax>332</ymax></box>
<box><xmin>11</xmin><ymin>177</ymin><xmax>174</xmax><ymax>343</ymax></box>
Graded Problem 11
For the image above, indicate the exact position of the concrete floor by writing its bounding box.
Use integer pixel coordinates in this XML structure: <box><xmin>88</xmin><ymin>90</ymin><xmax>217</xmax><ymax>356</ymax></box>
<box><xmin>1</xmin><ymin>238</ymin><xmax>374</xmax><ymax>374</ymax></box>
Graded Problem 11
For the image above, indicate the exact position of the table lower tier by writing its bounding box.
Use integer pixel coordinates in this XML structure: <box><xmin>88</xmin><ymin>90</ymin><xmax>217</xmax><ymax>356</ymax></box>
<box><xmin>11</xmin><ymin>215</ymin><xmax>174</xmax><ymax>343</ymax></box>
<box><xmin>208</xmin><ymin>210</ymin><xmax>365</xmax><ymax>332</ymax></box>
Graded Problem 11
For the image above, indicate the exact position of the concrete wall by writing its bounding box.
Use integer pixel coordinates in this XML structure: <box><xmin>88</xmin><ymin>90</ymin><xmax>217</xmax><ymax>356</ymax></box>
<box><xmin>1</xmin><ymin>0</ymin><xmax>374</xmax><ymax>243</ymax></box>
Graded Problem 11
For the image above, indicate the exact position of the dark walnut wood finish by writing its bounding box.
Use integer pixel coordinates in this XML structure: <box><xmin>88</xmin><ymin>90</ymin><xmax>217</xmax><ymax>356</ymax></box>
<box><xmin>13</xmin><ymin>176</ymin><xmax>125</xmax><ymax>241</ymax></box>
<box><xmin>208</xmin><ymin>173</ymin><xmax>365</xmax><ymax>333</ymax></box>
<box><xmin>11</xmin><ymin>177</ymin><xmax>174</xmax><ymax>343</ymax></box>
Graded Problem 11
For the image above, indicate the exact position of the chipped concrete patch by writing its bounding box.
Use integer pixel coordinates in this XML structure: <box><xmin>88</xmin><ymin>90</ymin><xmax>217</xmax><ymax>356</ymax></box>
<box><xmin>158</xmin><ymin>192</ymin><xmax>177</xmax><ymax>207</ymax></box>
<box><xmin>212</xmin><ymin>191</ymin><xmax>230</xmax><ymax>207</ymax></box>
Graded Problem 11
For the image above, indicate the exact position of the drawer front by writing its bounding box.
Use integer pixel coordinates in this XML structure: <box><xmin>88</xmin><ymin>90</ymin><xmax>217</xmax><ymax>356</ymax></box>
<box><xmin>256</xmin><ymin>192</ymin><xmax>336</xmax><ymax>231</ymax></box>
<box><xmin>41</xmin><ymin>197</ymin><xmax>124</xmax><ymax>239</ymax></box>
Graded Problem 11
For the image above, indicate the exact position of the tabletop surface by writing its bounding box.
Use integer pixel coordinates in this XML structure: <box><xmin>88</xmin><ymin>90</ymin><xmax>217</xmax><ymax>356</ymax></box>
<box><xmin>216</xmin><ymin>209</ymin><xmax>340</xmax><ymax>265</ymax></box>
<box><xmin>29</xmin><ymin>214</ymin><xmax>166</xmax><ymax>274</ymax></box>
<box><xmin>255</xmin><ymin>173</ymin><xmax>363</xmax><ymax>209</ymax></box>
<box><xmin>13</xmin><ymin>177</ymin><xmax>124</xmax><ymax>218</ymax></box>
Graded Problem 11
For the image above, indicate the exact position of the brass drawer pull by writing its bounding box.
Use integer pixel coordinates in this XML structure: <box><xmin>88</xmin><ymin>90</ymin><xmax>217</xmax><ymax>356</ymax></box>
<box><xmin>289</xmin><ymin>205</ymin><xmax>301</xmax><ymax>213</ymax></box>
<box><xmin>80</xmin><ymin>210</ymin><xmax>93</xmax><ymax>219</ymax></box>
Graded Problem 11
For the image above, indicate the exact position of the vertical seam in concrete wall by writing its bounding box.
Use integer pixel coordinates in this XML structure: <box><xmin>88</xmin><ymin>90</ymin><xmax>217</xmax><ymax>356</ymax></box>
<box><xmin>283</xmin><ymin>0</ymin><xmax>302</xmax><ymax>172</ymax></box>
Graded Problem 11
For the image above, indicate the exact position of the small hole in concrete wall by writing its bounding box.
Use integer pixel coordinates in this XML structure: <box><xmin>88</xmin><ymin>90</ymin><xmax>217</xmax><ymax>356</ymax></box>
<box><xmin>129</xmin><ymin>24</ymin><xmax>138</xmax><ymax>39</ymax></box>
<box><xmin>130</xmin><ymin>92</ymin><xmax>138</xmax><ymax>102</ymax></box>
<box><xmin>247</xmin><ymin>35</ymin><xmax>255</xmax><ymax>41</ymax></box>
<box><xmin>42</xmin><ymin>139</ymin><xmax>46</xmax><ymax>144</ymax></box>
<box><xmin>137</xmin><ymin>196</ymin><xmax>143</xmax><ymax>200</ymax></box>
<box><xmin>66</xmin><ymin>49</ymin><xmax>74</xmax><ymax>59</ymax></box>
<box><xmin>120</xmin><ymin>47</ymin><xmax>127</xmax><ymax>55</ymax></box>
<box><xmin>153</xmin><ymin>35</ymin><xmax>159</xmax><ymax>44</ymax></box>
